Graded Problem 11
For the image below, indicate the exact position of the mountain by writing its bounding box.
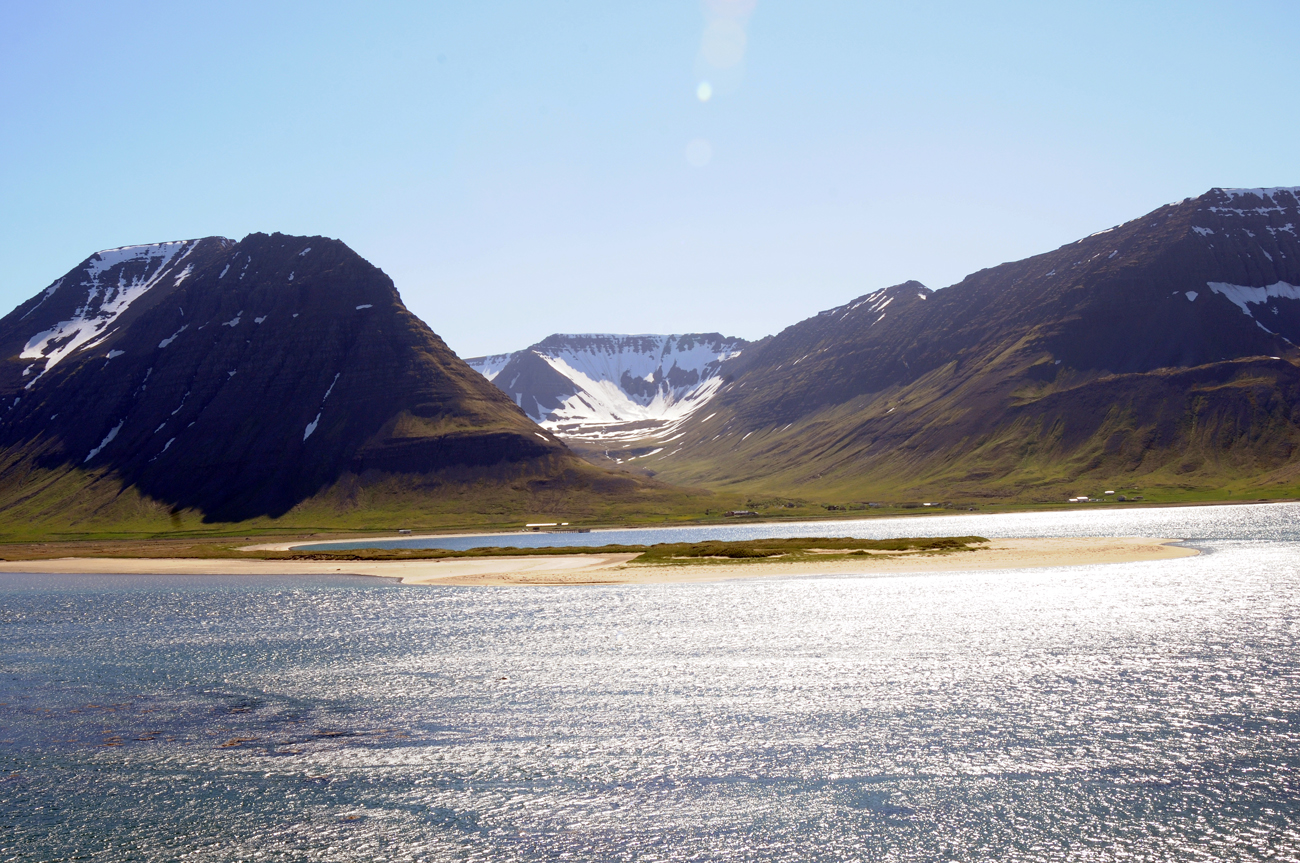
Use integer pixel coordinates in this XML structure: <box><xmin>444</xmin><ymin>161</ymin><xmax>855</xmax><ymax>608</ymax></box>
<box><xmin>595</xmin><ymin>188</ymin><xmax>1300</xmax><ymax>501</ymax></box>
<box><xmin>465</xmin><ymin>333</ymin><xmax>747</xmax><ymax>448</ymax></box>
<box><xmin>10</xmin><ymin>187</ymin><xmax>1296</xmax><ymax>532</ymax></box>
<box><xmin>0</xmin><ymin>234</ymin><xmax>701</xmax><ymax>533</ymax></box>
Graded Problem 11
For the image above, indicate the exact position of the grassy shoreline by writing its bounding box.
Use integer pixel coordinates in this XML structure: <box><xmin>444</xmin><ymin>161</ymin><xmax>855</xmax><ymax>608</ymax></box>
<box><xmin>0</xmin><ymin>537</ymin><xmax>1199</xmax><ymax>585</ymax></box>
<box><xmin>0</xmin><ymin>535</ymin><xmax>988</xmax><ymax>564</ymax></box>
<box><xmin>271</xmin><ymin>536</ymin><xmax>990</xmax><ymax>565</ymax></box>
<box><xmin>0</xmin><ymin>493</ymin><xmax>1293</xmax><ymax>551</ymax></box>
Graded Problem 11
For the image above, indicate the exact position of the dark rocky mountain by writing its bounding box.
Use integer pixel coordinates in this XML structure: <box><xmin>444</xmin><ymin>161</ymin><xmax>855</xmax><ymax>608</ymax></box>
<box><xmin>466</xmin><ymin>333</ymin><xmax>747</xmax><ymax>444</ymax></box>
<box><xmin>0</xmin><ymin>233</ymin><xmax>658</xmax><ymax>527</ymax></box>
<box><xmin>616</xmin><ymin>188</ymin><xmax>1300</xmax><ymax>499</ymax></box>
<box><xmin>9</xmin><ymin>187</ymin><xmax>1296</xmax><ymax>528</ymax></box>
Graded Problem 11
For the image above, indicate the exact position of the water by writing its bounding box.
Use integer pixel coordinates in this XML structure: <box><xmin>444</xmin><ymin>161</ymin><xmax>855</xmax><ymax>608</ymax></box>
<box><xmin>297</xmin><ymin>500</ymin><xmax>1300</xmax><ymax>551</ymax></box>
<box><xmin>2</xmin><ymin>504</ymin><xmax>1299</xmax><ymax>861</ymax></box>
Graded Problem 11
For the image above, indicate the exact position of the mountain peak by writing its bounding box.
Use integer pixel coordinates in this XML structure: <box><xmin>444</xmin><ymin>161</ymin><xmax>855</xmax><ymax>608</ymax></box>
<box><xmin>1207</xmin><ymin>186</ymin><xmax>1300</xmax><ymax>203</ymax></box>
<box><xmin>631</xmin><ymin>187</ymin><xmax>1300</xmax><ymax>497</ymax></box>
<box><xmin>16</xmin><ymin>238</ymin><xmax>229</xmax><ymax>374</ymax></box>
<box><xmin>0</xmin><ymin>233</ymin><xmax>581</xmax><ymax>523</ymax></box>
<box><xmin>466</xmin><ymin>332</ymin><xmax>748</xmax><ymax>441</ymax></box>
<box><xmin>819</xmin><ymin>281</ymin><xmax>931</xmax><ymax>318</ymax></box>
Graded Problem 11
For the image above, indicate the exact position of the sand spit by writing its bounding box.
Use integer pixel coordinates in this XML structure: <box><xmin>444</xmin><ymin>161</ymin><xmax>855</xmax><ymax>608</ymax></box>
<box><xmin>0</xmin><ymin>538</ymin><xmax>1196</xmax><ymax>586</ymax></box>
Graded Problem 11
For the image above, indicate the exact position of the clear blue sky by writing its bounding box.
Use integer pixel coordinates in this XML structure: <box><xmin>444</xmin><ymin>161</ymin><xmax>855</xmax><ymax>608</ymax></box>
<box><xmin>3</xmin><ymin>1</ymin><xmax>1297</xmax><ymax>357</ymax></box>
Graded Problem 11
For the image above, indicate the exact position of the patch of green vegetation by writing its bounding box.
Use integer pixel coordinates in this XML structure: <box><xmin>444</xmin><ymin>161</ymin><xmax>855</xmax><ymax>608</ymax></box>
<box><xmin>0</xmin><ymin>456</ymin><xmax>747</xmax><ymax>543</ymax></box>
<box><xmin>0</xmin><ymin>534</ymin><xmax>989</xmax><ymax>564</ymax></box>
<box><xmin>627</xmin><ymin>356</ymin><xmax>1300</xmax><ymax>509</ymax></box>
<box><xmin>271</xmin><ymin>535</ymin><xmax>988</xmax><ymax>565</ymax></box>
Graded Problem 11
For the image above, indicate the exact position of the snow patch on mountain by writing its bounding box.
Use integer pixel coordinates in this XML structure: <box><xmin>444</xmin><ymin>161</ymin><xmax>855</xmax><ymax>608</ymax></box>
<box><xmin>1207</xmin><ymin>281</ymin><xmax>1300</xmax><ymax>318</ymax></box>
<box><xmin>158</xmin><ymin>325</ymin><xmax>188</xmax><ymax>348</ymax></box>
<box><xmin>84</xmin><ymin>419</ymin><xmax>124</xmax><ymax>463</ymax></box>
<box><xmin>303</xmin><ymin>372</ymin><xmax>341</xmax><ymax>442</ymax></box>
<box><xmin>1217</xmin><ymin>187</ymin><xmax>1300</xmax><ymax>202</ymax></box>
<box><xmin>469</xmin><ymin>353</ymin><xmax>513</xmax><ymax>381</ymax></box>
<box><xmin>467</xmin><ymin>333</ymin><xmax>746</xmax><ymax>442</ymax></box>
<box><xmin>819</xmin><ymin>284</ymin><xmax>927</xmax><ymax>323</ymax></box>
<box><xmin>540</xmin><ymin>353</ymin><xmax>728</xmax><ymax>439</ymax></box>
<box><xmin>1205</xmin><ymin>188</ymin><xmax>1300</xmax><ymax>218</ymax></box>
<box><xmin>20</xmin><ymin>241</ymin><xmax>196</xmax><ymax>372</ymax></box>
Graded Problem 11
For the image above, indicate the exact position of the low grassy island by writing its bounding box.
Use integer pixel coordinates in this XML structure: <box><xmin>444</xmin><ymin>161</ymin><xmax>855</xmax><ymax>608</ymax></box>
<box><xmin>0</xmin><ymin>534</ymin><xmax>1195</xmax><ymax>586</ymax></box>
<box><xmin>276</xmin><ymin>535</ymin><xmax>990</xmax><ymax>565</ymax></box>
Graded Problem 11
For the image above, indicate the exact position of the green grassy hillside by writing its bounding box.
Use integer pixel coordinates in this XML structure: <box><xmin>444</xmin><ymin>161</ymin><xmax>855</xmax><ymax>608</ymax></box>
<box><xmin>635</xmin><ymin>356</ymin><xmax>1300</xmax><ymax>507</ymax></box>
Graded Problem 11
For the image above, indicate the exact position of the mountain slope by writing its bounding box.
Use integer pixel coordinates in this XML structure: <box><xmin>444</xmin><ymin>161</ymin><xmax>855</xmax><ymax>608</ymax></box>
<box><xmin>466</xmin><ymin>333</ymin><xmax>746</xmax><ymax>444</ymax></box>
<box><xmin>0</xmin><ymin>234</ymin><xmax>701</xmax><ymax>531</ymax></box>
<box><xmin>624</xmin><ymin>188</ymin><xmax>1300</xmax><ymax>500</ymax></box>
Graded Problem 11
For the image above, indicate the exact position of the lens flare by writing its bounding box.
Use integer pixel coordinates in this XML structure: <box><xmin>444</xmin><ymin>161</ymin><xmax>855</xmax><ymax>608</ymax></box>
<box><xmin>694</xmin><ymin>0</ymin><xmax>755</xmax><ymax>96</ymax></box>
<box><xmin>701</xmin><ymin>18</ymin><xmax>747</xmax><ymax>69</ymax></box>
<box><xmin>696</xmin><ymin>81</ymin><xmax>713</xmax><ymax>102</ymax></box>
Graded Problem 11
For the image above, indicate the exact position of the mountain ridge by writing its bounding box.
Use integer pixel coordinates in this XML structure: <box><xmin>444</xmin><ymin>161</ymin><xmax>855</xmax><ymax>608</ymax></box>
<box><xmin>465</xmin><ymin>332</ymin><xmax>747</xmax><ymax>444</ymax></box>
<box><xmin>7</xmin><ymin>186</ymin><xmax>1298</xmax><ymax>533</ymax></box>
<box><xmin>572</xmin><ymin>187</ymin><xmax>1300</xmax><ymax>500</ymax></box>
<box><xmin>0</xmin><ymin>233</ymin><xmax>709</xmax><ymax>533</ymax></box>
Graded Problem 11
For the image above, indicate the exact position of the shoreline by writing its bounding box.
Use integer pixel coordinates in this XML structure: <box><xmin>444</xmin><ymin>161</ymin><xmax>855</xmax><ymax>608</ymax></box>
<box><xmin>238</xmin><ymin>499</ymin><xmax>1296</xmax><ymax>553</ymax></box>
<box><xmin>0</xmin><ymin>537</ymin><xmax>1198</xmax><ymax>586</ymax></box>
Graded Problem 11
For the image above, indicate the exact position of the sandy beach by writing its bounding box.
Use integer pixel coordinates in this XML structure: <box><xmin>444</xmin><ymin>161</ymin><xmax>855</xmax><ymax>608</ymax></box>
<box><xmin>0</xmin><ymin>537</ymin><xmax>1196</xmax><ymax>586</ymax></box>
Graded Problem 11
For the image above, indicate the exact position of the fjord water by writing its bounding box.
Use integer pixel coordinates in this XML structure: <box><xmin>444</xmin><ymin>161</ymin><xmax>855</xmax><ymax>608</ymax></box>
<box><xmin>3</xmin><ymin>505</ymin><xmax>1299</xmax><ymax>861</ymax></box>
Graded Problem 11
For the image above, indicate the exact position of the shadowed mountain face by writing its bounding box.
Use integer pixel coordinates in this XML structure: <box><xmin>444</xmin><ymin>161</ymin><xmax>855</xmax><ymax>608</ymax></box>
<box><xmin>620</xmin><ymin>188</ymin><xmax>1300</xmax><ymax>497</ymax></box>
<box><xmin>0</xmin><ymin>233</ymin><xmax>577</xmax><ymax>522</ymax></box>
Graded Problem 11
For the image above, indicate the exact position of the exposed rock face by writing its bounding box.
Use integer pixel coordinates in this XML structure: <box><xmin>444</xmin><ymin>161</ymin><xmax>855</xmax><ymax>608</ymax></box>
<box><xmin>466</xmin><ymin>333</ymin><xmax>747</xmax><ymax>442</ymax></box>
<box><xmin>8</xmin><ymin>187</ymin><xmax>1296</xmax><ymax>523</ymax></box>
<box><xmin>0</xmin><ymin>233</ymin><xmax>574</xmax><ymax>521</ymax></box>
<box><xmin>617</xmin><ymin>188</ymin><xmax>1300</xmax><ymax>496</ymax></box>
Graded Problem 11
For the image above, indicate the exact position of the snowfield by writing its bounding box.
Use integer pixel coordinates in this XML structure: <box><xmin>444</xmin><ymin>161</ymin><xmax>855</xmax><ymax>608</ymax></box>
<box><xmin>20</xmin><ymin>241</ymin><xmax>198</xmax><ymax>374</ymax></box>
<box><xmin>467</xmin><ymin>333</ymin><xmax>745</xmax><ymax>443</ymax></box>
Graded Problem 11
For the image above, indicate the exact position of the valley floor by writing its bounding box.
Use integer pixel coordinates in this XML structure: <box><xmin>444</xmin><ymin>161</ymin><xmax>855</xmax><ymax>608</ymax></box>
<box><xmin>0</xmin><ymin>537</ymin><xmax>1196</xmax><ymax>586</ymax></box>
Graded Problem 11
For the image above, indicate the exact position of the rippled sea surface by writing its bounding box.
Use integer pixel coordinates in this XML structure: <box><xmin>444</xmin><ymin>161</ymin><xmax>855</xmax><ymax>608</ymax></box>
<box><xmin>3</xmin><ymin>504</ymin><xmax>1300</xmax><ymax>861</ymax></box>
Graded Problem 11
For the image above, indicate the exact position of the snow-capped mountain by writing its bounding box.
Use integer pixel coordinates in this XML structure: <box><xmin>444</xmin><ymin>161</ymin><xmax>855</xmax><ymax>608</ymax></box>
<box><xmin>0</xmin><ymin>233</ymin><xmax>584</xmax><ymax>523</ymax></box>
<box><xmin>466</xmin><ymin>333</ymin><xmax>747</xmax><ymax>442</ymax></box>
<box><xmin>16</xmin><ymin>240</ymin><xmax>215</xmax><ymax>380</ymax></box>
